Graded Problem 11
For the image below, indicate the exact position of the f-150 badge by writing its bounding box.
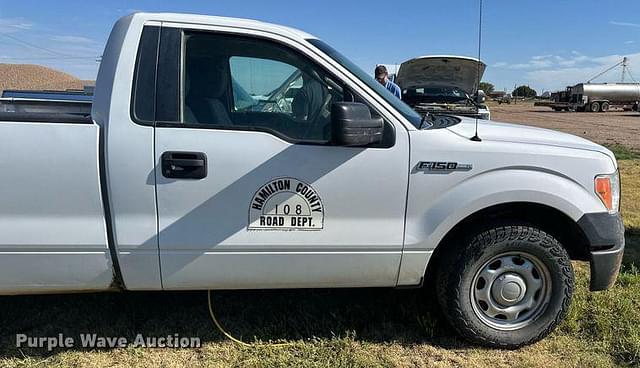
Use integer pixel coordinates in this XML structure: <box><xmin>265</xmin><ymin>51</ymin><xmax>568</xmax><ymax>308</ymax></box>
<box><xmin>249</xmin><ymin>177</ymin><xmax>324</xmax><ymax>231</ymax></box>
<box><xmin>416</xmin><ymin>161</ymin><xmax>473</xmax><ymax>172</ymax></box>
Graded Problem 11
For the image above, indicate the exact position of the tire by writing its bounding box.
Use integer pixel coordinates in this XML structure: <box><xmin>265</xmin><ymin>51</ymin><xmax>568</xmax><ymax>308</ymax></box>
<box><xmin>436</xmin><ymin>225</ymin><xmax>574</xmax><ymax>348</ymax></box>
<box><xmin>601</xmin><ymin>102</ymin><xmax>609</xmax><ymax>112</ymax></box>
<box><xmin>590</xmin><ymin>101</ymin><xmax>600</xmax><ymax>112</ymax></box>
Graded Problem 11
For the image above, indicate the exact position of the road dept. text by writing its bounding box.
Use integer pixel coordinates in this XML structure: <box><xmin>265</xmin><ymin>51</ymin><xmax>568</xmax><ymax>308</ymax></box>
<box><xmin>259</xmin><ymin>215</ymin><xmax>314</xmax><ymax>227</ymax></box>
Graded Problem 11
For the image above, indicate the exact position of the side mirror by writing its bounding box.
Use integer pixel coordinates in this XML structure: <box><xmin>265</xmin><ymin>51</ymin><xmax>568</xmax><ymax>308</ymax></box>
<box><xmin>331</xmin><ymin>102</ymin><xmax>384</xmax><ymax>146</ymax></box>
<box><xmin>476</xmin><ymin>90</ymin><xmax>486</xmax><ymax>104</ymax></box>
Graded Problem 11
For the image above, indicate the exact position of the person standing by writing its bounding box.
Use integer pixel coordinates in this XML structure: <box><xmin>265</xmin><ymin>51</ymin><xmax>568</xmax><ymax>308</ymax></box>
<box><xmin>374</xmin><ymin>65</ymin><xmax>401</xmax><ymax>98</ymax></box>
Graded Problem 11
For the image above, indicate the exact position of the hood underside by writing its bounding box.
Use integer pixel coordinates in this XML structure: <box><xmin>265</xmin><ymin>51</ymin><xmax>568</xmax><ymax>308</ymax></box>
<box><xmin>396</xmin><ymin>56</ymin><xmax>486</xmax><ymax>93</ymax></box>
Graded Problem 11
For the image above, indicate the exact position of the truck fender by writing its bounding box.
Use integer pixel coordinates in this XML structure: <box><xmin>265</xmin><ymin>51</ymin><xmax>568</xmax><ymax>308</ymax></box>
<box><xmin>397</xmin><ymin>168</ymin><xmax>604</xmax><ymax>286</ymax></box>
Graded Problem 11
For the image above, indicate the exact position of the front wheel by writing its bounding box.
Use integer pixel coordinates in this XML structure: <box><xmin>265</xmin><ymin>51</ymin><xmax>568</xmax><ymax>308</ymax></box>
<box><xmin>436</xmin><ymin>225</ymin><xmax>574</xmax><ymax>348</ymax></box>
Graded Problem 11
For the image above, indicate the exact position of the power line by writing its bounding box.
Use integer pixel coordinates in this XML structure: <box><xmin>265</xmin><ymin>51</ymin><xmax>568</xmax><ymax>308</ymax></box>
<box><xmin>0</xmin><ymin>31</ymin><xmax>88</xmax><ymax>58</ymax></box>
<box><xmin>0</xmin><ymin>32</ymin><xmax>101</xmax><ymax>63</ymax></box>
<box><xmin>0</xmin><ymin>56</ymin><xmax>98</xmax><ymax>61</ymax></box>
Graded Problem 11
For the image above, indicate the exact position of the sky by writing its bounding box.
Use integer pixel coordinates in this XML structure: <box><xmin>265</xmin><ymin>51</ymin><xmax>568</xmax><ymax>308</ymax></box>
<box><xmin>1</xmin><ymin>0</ymin><xmax>640</xmax><ymax>93</ymax></box>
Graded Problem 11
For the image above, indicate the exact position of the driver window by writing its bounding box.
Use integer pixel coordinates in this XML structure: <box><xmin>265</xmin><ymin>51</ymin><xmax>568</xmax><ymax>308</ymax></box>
<box><xmin>229</xmin><ymin>56</ymin><xmax>299</xmax><ymax>114</ymax></box>
<box><xmin>181</xmin><ymin>31</ymin><xmax>343</xmax><ymax>142</ymax></box>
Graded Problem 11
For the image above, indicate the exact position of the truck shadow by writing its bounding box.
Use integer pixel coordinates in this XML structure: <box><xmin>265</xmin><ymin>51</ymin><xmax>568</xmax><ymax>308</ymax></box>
<box><xmin>2</xmin><ymin>230</ymin><xmax>637</xmax><ymax>359</ymax></box>
<box><xmin>0</xmin><ymin>286</ymin><xmax>468</xmax><ymax>358</ymax></box>
<box><xmin>623</xmin><ymin>228</ymin><xmax>640</xmax><ymax>267</ymax></box>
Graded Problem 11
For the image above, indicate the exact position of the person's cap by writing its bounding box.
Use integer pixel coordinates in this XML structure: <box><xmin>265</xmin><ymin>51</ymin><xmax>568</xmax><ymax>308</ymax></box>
<box><xmin>375</xmin><ymin>65</ymin><xmax>388</xmax><ymax>77</ymax></box>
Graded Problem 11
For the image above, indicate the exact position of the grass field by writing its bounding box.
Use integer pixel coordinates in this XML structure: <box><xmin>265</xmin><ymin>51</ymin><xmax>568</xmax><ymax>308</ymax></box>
<box><xmin>1</xmin><ymin>150</ymin><xmax>639</xmax><ymax>367</ymax></box>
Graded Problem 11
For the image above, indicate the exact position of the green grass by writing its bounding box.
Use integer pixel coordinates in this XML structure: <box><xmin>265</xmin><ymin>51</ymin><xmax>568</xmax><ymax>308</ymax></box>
<box><xmin>1</xmin><ymin>158</ymin><xmax>639</xmax><ymax>368</ymax></box>
<box><xmin>604</xmin><ymin>143</ymin><xmax>640</xmax><ymax>161</ymax></box>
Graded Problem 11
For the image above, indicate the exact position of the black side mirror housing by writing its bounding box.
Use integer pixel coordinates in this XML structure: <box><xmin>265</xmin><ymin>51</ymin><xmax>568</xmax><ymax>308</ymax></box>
<box><xmin>331</xmin><ymin>102</ymin><xmax>384</xmax><ymax>146</ymax></box>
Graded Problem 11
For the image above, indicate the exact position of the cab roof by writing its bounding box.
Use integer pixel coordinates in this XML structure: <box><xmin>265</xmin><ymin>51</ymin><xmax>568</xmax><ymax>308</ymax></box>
<box><xmin>130</xmin><ymin>12</ymin><xmax>316</xmax><ymax>41</ymax></box>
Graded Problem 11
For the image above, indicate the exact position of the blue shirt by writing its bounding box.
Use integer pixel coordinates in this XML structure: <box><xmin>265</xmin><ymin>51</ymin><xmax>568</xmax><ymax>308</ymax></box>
<box><xmin>385</xmin><ymin>80</ymin><xmax>402</xmax><ymax>99</ymax></box>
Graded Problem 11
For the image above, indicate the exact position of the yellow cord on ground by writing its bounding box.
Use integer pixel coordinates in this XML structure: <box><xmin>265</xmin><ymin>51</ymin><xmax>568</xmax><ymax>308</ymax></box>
<box><xmin>207</xmin><ymin>290</ymin><xmax>295</xmax><ymax>347</ymax></box>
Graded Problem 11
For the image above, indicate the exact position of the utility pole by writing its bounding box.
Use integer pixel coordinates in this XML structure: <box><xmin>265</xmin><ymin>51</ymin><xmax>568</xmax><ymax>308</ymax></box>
<box><xmin>621</xmin><ymin>57</ymin><xmax>628</xmax><ymax>83</ymax></box>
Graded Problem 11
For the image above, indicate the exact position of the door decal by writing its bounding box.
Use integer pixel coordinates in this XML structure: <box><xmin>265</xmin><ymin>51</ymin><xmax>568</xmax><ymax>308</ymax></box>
<box><xmin>248</xmin><ymin>177</ymin><xmax>324</xmax><ymax>231</ymax></box>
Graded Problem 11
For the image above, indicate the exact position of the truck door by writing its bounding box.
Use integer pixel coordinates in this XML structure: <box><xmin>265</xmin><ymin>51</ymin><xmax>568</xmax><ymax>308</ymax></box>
<box><xmin>153</xmin><ymin>27</ymin><xmax>410</xmax><ymax>289</ymax></box>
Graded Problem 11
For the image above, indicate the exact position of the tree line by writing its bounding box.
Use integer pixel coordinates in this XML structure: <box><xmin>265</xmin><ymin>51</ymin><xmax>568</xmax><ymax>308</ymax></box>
<box><xmin>479</xmin><ymin>82</ymin><xmax>537</xmax><ymax>98</ymax></box>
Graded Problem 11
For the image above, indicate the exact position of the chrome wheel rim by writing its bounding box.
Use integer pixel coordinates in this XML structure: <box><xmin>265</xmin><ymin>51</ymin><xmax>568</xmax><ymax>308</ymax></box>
<box><xmin>470</xmin><ymin>252</ymin><xmax>552</xmax><ymax>330</ymax></box>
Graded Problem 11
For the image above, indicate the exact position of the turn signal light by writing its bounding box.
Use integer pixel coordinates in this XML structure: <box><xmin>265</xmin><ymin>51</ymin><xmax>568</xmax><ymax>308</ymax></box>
<box><xmin>595</xmin><ymin>172</ymin><xmax>620</xmax><ymax>213</ymax></box>
<box><xmin>595</xmin><ymin>177</ymin><xmax>612</xmax><ymax>210</ymax></box>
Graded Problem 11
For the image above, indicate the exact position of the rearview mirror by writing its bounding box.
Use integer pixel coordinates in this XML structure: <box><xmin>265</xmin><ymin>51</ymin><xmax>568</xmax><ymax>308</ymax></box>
<box><xmin>331</xmin><ymin>102</ymin><xmax>384</xmax><ymax>146</ymax></box>
<box><xmin>476</xmin><ymin>89</ymin><xmax>486</xmax><ymax>104</ymax></box>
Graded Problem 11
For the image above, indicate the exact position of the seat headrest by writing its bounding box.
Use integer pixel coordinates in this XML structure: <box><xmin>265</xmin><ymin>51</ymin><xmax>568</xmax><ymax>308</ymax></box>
<box><xmin>186</xmin><ymin>57</ymin><xmax>229</xmax><ymax>99</ymax></box>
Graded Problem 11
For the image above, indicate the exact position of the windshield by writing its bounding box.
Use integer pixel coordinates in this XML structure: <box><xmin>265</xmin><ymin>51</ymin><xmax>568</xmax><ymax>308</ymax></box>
<box><xmin>307</xmin><ymin>39</ymin><xmax>422</xmax><ymax>128</ymax></box>
<box><xmin>403</xmin><ymin>86</ymin><xmax>469</xmax><ymax>104</ymax></box>
<box><xmin>417</xmin><ymin>87</ymin><xmax>467</xmax><ymax>98</ymax></box>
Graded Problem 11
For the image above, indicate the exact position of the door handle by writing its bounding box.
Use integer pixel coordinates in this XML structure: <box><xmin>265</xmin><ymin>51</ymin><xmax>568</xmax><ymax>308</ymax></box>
<box><xmin>161</xmin><ymin>151</ymin><xmax>207</xmax><ymax>179</ymax></box>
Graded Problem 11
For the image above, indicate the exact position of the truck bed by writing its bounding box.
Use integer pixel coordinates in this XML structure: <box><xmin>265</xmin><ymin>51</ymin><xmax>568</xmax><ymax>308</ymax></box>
<box><xmin>0</xmin><ymin>111</ymin><xmax>113</xmax><ymax>294</ymax></box>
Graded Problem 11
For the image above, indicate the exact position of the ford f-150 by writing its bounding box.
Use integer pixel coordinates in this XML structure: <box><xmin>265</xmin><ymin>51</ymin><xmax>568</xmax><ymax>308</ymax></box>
<box><xmin>0</xmin><ymin>13</ymin><xmax>624</xmax><ymax>348</ymax></box>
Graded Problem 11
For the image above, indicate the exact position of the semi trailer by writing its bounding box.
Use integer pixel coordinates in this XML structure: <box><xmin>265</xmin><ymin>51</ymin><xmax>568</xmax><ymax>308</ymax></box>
<box><xmin>535</xmin><ymin>83</ymin><xmax>640</xmax><ymax>112</ymax></box>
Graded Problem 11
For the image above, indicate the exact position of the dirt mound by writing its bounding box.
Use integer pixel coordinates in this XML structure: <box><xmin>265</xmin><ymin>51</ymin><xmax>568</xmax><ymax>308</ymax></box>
<box><xmin>0</xmin><ymin>63</ymin><xmax>85</xmax><ymax>93</ymax></box>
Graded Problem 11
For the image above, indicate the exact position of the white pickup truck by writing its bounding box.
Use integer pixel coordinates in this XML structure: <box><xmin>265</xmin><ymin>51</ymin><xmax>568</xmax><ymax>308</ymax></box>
<box><xmin>0</xmin><ymin>13</ymin><xmax>624</xmax><ymax>348</ymax></box>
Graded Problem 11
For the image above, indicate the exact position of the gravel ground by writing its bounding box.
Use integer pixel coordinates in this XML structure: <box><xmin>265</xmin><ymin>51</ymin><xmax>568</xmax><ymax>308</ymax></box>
<box><xmin>489</xmin><ymin>101</ymin><xmax>640</xmax><ymax>151</ymax></box>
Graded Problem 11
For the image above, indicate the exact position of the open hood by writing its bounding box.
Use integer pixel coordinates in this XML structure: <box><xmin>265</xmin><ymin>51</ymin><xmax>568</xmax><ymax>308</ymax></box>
<box><xmin>395</xmin><ymin>55</ymin><xmax>486</xmax><ymax>94</ymax></box>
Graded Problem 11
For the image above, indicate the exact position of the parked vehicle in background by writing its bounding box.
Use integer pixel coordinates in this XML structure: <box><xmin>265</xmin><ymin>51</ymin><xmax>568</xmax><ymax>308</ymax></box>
<box><xmin>0</xmin><ymin>13</ymin><xmax>624</xmax><ymax>349</ymax></box>
<box><xmin>395</xmin><ymin>56</ymin><xmax>491</xmax><ymax>119</ymax></box>
<box><xmin>497</xmin><ymin>94</ymin><xmax>512</xmax><ymax>104</ymax></box>
<box><xmin>535</xmin><ymin>87</ymin><xmax>572</xmax><ymax>111</ymax></box>
<box><xmin>535</xmin><ymin>83</ymin><xmax>640</xmax><ymax>112</ymax></box>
